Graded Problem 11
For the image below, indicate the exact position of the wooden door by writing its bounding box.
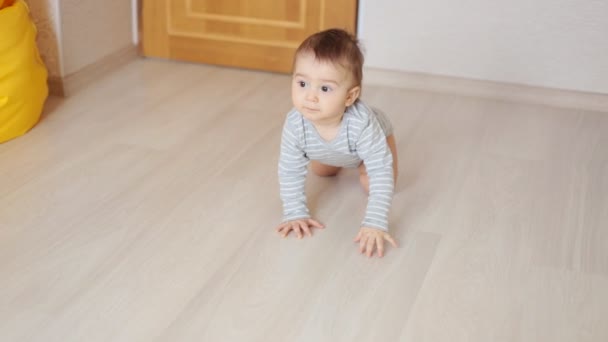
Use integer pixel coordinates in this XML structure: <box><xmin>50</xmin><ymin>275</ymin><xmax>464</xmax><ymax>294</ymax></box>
<box><xmin>142</xmin><ymin>0</ymin><xmax>357</xmax><ymax>73</ymax></box>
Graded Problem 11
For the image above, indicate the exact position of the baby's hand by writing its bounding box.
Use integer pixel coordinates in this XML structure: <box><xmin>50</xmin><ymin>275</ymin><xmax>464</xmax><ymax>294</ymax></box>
<box><xmin>275</xmin><ymin>218</ymin><xmax>325</xmax><ymax>239</ymax></box>
<box><xmin>354</xmin><ymin>227</ymin><xmax>398</xmax><ymax>258</ymax></box>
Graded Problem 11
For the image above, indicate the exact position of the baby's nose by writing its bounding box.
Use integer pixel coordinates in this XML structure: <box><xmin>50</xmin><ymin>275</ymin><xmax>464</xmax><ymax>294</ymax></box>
<box><xmin>305</xmin><ymin>90</ymin><xmax>318</xmax><ymax>102</ymax></box>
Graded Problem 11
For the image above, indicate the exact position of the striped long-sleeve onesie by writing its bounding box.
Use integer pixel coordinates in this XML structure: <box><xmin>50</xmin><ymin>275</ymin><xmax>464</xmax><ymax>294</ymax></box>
<box><xmin>278</xmin><ymin>100</ymin><xmax>395</xmax><ymax>231</ymax></box>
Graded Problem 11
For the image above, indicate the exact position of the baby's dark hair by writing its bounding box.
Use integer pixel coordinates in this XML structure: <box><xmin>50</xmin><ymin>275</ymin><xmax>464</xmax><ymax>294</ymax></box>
<box><xmin>294</xmin><ymin>28</ymin><xmax>364</xmax><ymax>86</ymax></box>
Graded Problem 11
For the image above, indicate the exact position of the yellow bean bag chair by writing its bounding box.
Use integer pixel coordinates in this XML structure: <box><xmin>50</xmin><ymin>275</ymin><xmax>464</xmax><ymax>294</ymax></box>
<box><xmin>0</xmin><ymin>0</ymin><xmax>48</xmax><ymax>143</ymax></box>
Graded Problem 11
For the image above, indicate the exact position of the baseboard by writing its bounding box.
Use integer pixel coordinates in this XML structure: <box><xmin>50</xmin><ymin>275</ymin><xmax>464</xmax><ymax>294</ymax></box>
<box><xmin>48</xmin><ymin>44</ymin><xmax>139</xmax><ymax>97</ymax></box>
<box><xmin>47</xmin><ymin>77</ymin><xmax>65</xmax><ymax>97</ymax></box>
<box><xmin>364</xmin><ymin>68</ymin><xmax>608</xmax><ymax>113</ymax></box>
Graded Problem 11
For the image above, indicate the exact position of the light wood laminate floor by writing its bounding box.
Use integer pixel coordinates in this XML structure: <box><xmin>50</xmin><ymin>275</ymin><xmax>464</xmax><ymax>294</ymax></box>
<box><xmin>1</xmin><ymin>59</ymin><xmax>607</xmax><ymax>342</ymax></box>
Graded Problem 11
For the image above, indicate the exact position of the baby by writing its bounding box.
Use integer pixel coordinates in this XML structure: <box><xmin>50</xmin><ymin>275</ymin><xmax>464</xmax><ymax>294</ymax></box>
<box><xmin>275</xmin><ymin>29</ymin><xmax>398</xmax><ymax>258</ymax></box>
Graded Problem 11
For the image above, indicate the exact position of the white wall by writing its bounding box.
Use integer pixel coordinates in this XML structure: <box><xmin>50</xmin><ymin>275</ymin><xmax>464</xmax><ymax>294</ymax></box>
<box><xmin>28</xmin><ymin>0</ymin><xmax>134</xmax><ymax>77</ymax></box>
<box><xmin>358</xmin><ymin>0</ymin><xmax>608</xmax><ymax>94</ymax></box>
<box><xmin>28</xmin><ymin>0</ymin><xmax>63</xmax><ymax>78</ymax></box>
<box><xmin>60</xmin><ymin>0</ymin><xmax>133</xmax><ymax>75</ymax></box>
<box><xmin>132</xmin><ymin>0</ymin><xmax>139</xmax><ymax>44</ymax></box>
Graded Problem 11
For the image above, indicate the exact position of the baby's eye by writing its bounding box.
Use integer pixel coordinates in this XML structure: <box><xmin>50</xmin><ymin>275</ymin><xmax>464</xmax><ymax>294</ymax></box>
<box><xmin>298</xmin><ymin>81</ymin><xmax>307</xmax><ymax>88</ymax></box>
<box><xmin>321</xmin><ymin>86</ymin><xmax>332</xmax><ymax>92</ymax></box>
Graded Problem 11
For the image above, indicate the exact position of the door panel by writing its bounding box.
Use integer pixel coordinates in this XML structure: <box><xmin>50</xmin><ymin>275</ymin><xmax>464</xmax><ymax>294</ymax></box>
<box><xmin>143</xmin><ymin>0</ymin><xmax>357</xmax><ymax>73</ymax></box>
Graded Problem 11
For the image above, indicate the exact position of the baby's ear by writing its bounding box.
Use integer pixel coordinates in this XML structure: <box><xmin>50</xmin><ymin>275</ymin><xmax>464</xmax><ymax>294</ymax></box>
<box><xmin>345</xmin><ymin>86</ymin><xmax>361</xmax><ymax>106</ymax></box>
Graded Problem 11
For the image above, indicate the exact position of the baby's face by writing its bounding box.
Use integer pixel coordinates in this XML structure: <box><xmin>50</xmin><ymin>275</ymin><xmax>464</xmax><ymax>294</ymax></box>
<box><xmin>291</xmin><ymin>53</ymin><xmax>360</xmax><ymax>127</ymax></box>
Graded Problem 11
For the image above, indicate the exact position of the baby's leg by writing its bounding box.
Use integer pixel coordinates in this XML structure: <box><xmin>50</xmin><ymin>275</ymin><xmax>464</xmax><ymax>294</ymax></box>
<box><xmin>358</xmin><ymin>135</ymin><xmax>399</xmax><ymax>193</ymax></box>
<box><xmin>310</xmin><ymin>160</ymin><xmax>342</xmax><ymax>177</ymax></box>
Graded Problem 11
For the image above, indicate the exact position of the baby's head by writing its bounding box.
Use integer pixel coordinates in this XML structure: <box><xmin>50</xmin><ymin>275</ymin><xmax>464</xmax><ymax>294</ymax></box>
<box><xmin>292</xmin><ymin>29</ymin><xmax>364</xmax><ymax>124</ymax></box>
<box><xmin>294</xmin><ymin>28</ymin><xmax>364</xmax><ymax>88</ymax></box>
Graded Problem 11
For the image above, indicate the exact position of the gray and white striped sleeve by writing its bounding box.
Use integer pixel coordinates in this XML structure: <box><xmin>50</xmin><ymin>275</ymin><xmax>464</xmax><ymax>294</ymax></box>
<box><xmin>278</xmin><ymin>116</ymin><xmax>310</xmax><ymax>222</ymax></box>
<box><xmin>356</xmin><ymin>116</ymin><xmax>394</xmax><ymax>231</ymax></box>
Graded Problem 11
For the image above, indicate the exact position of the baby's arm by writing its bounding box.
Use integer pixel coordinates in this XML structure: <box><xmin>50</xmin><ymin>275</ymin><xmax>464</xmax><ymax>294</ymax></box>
<box><xmin>355</xmin><ymin>116</ymin><xmax>397</xmax><ymax>256</ymax></box>
<box><xmin>276</xmin><ymin>116</ymin><xmax>323</xmax><ymax>237</ymax></box>
<box><xmin>356</xmin><ymin>119</ymin><xmax>395</xmax><ymax>232</ymax></box>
